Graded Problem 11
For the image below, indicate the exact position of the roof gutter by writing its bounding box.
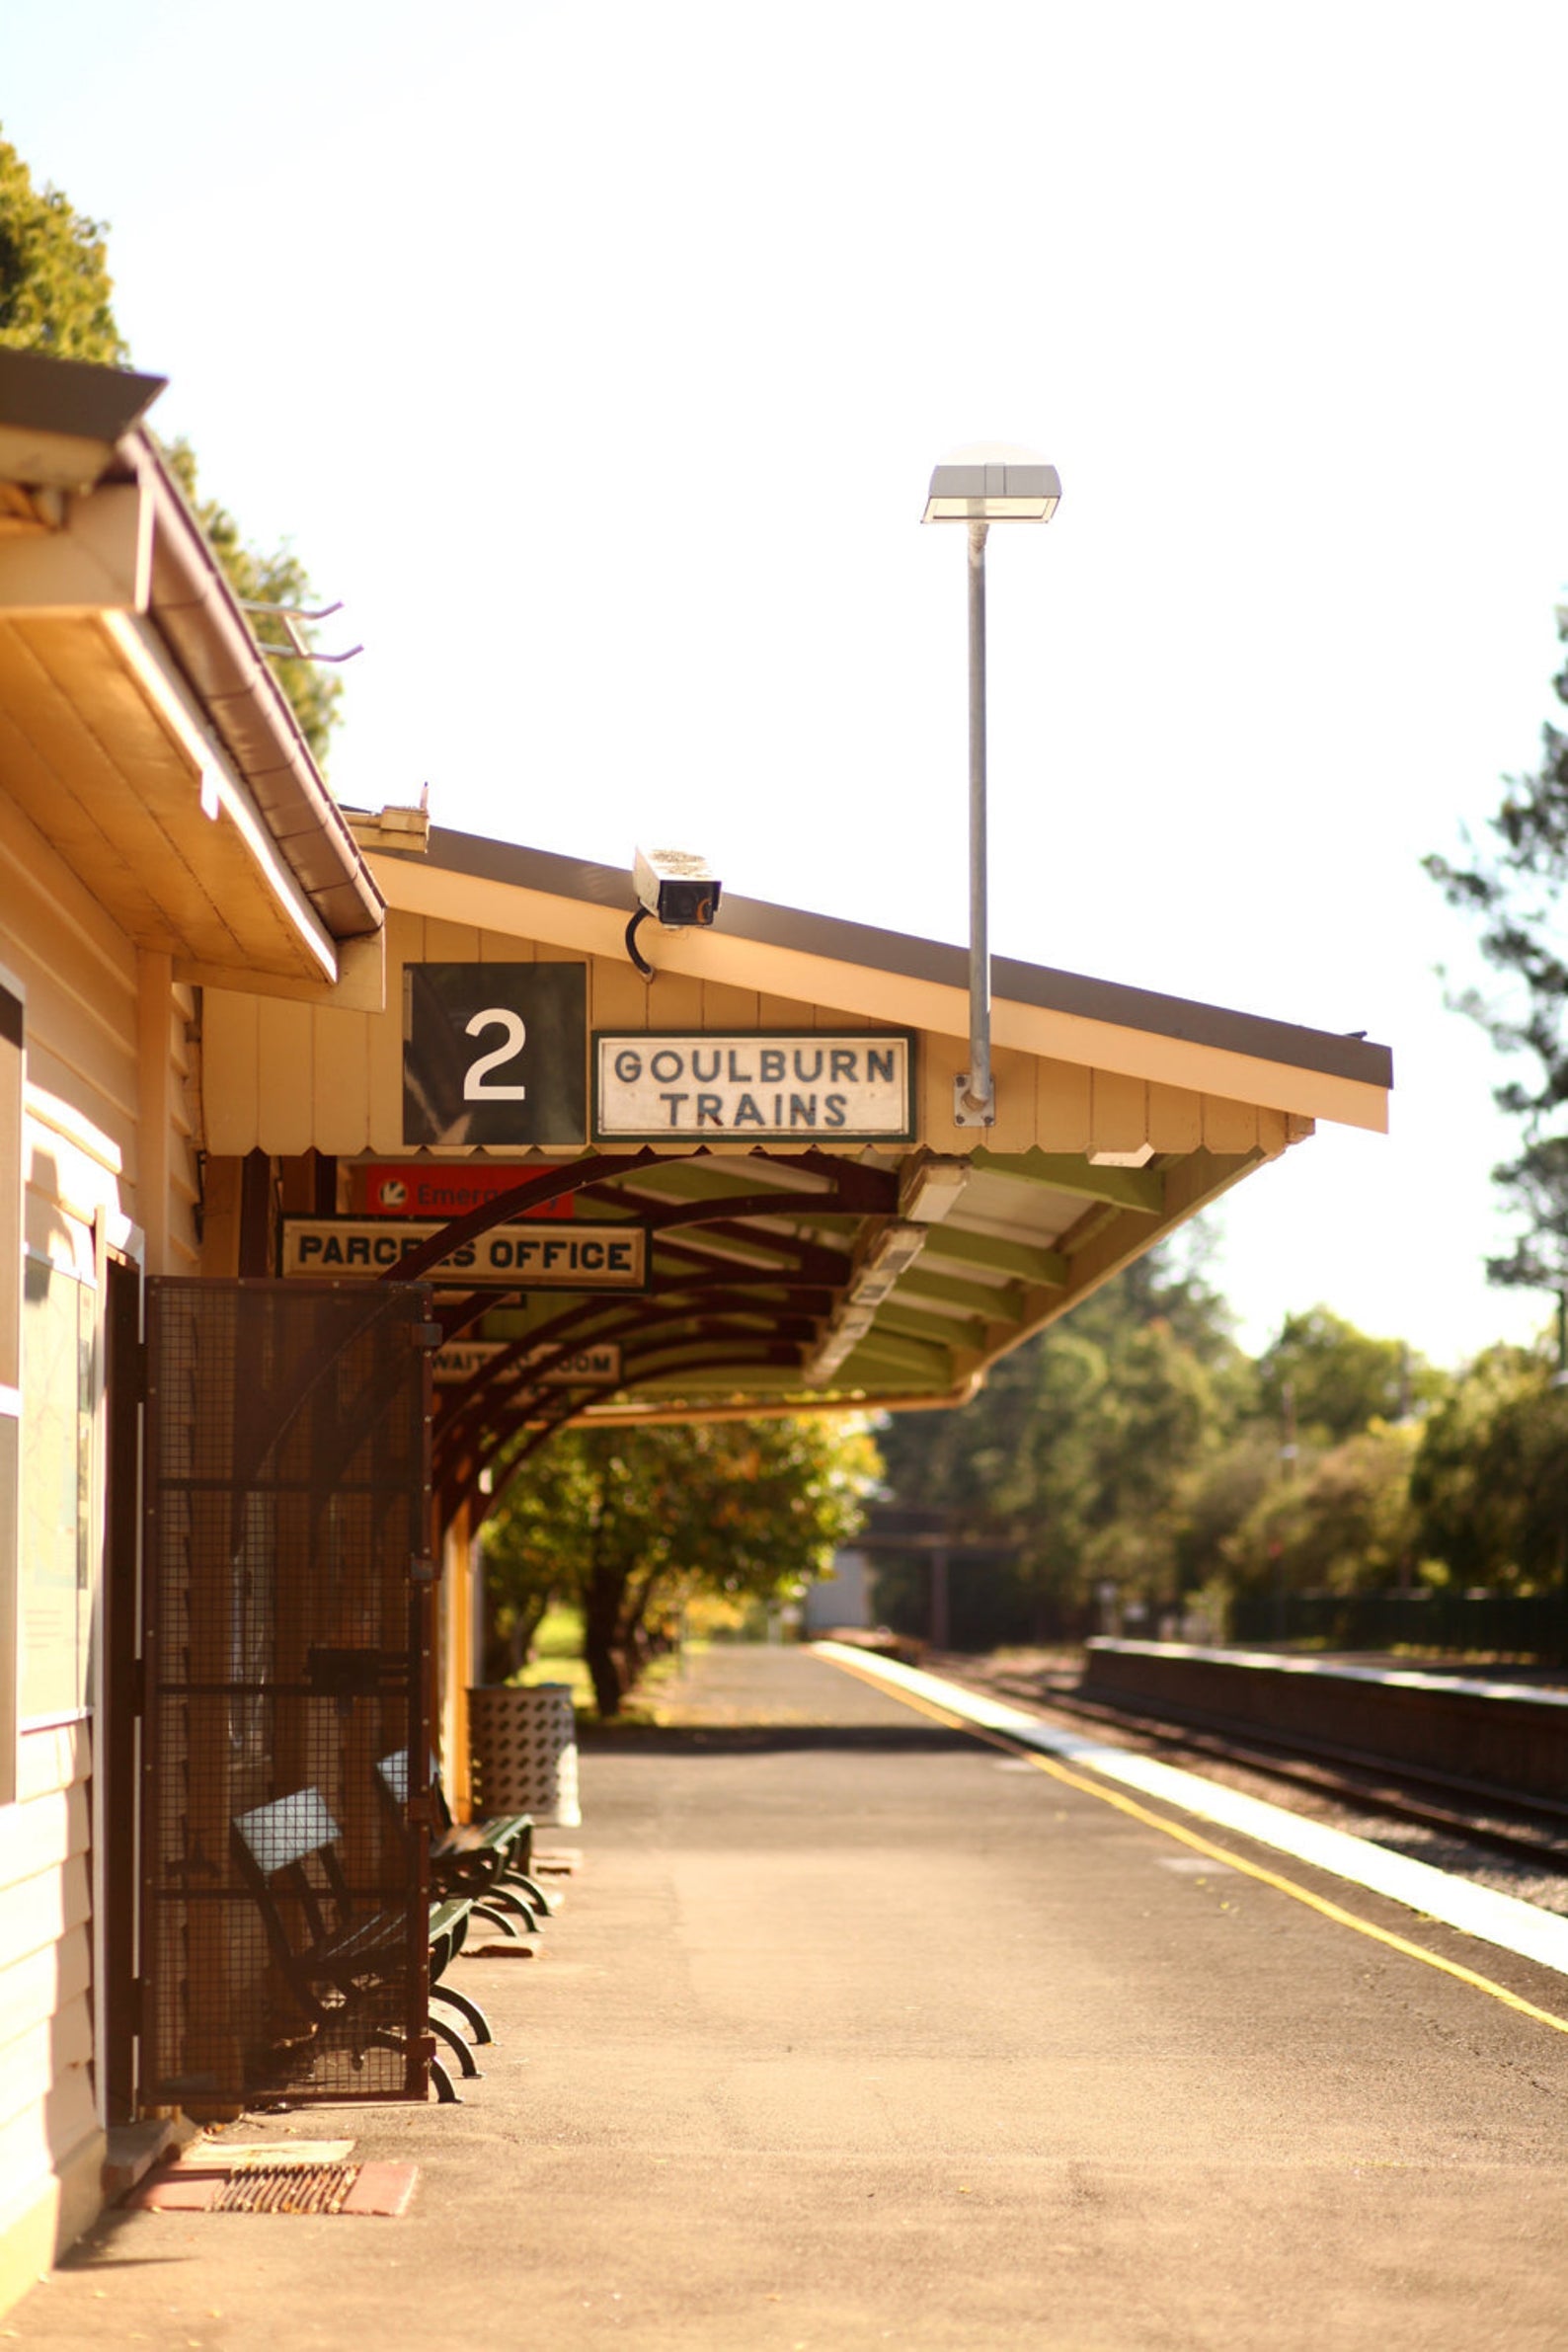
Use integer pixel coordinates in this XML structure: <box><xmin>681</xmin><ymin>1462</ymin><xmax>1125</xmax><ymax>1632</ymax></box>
<box><xmin>129</xmin><ymin>433</ymin><xmax>383</xmax><ymax>943</ymax></box>
<box><xmin>0</xmin><ymin>347</ymin><xmax>381</xmax><ymax>948</ymax></box>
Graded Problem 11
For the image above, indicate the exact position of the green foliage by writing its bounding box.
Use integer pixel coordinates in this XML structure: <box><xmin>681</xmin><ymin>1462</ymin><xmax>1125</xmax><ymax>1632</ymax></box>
<box><xmin>0</xmin><ymin>130</ymin><xmax>342</xmax><ymax>766</ymax></box>
<box><xmin>0</xmin><ymin>134</ymin><xmax>126</xmax><ymax>364</ymax></box>
<box><xmin>876</xmin><ymin>1243</ymin><xmax>1247</xmax><ymax>1636</ymax></box>
<box><xmin>1408</xmin><ymin>1343</ymin><xmax>1568</xmax><ymax>1590</ymax></box>
<box><xmin>1255</xmin><ymin>1306</ymin><xmax>1438</xmax><ymax>1447</ymax></box>
<box><xmin>161</xmin><ymin>439</ymin><xmax>343</xmax><ymax>766</ymax></box>
<box><xmin>484</xmin><ymin>1268</ymin><xmax>1566</xmax><ymax>1671</ymax></box>
<box><xmin>874</xmin><ymin>1247</ymin><xmax>1478</xmax><ymax>1643</ymax></box>
<box><xmin>1221</xmin><ymin>1424</ymin><xmax>1422</xmax><ymax>1603</ymax></box>
<box><xmin>484</xmin><ymin>1416</ymin><xmax>879</xmax><ymax>1715</ymax></box>
<box><xmin>1465</xmin><ymin>1134</ymin><xmax>1568</xmax><ymax>1294</ymax></box>
<box><xmin>1427</xmin><ymin>603</ymin><xmax>1568</xmax><ymax>1286</ymax></box>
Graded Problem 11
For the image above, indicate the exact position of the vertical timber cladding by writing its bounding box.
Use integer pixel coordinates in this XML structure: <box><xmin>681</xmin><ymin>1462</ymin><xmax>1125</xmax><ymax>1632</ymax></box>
<box><xmin>140</xmin><ymin>1281</ymin><xmax>435</xmax><ymax>2111</ymax></box>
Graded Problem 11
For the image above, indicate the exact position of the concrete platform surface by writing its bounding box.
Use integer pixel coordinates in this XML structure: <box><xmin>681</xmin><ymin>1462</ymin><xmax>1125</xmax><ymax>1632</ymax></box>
<box><xmin>13</xmin><ymin>1644</ymin><xmax>1568</xmax><ymax>2351</ymax></box>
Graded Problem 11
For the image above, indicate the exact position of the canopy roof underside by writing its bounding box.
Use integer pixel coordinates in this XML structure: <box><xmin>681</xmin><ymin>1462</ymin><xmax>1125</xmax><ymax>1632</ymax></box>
<box><xmin>203</xmin><ymin>819</ymin><xmax>1392</xmax><ymax>1487</ymax></box>
<box><xmin>423</xmin><ymin>1134</ymin><xmax>1268</xmax><ymax>1482</ymax></box>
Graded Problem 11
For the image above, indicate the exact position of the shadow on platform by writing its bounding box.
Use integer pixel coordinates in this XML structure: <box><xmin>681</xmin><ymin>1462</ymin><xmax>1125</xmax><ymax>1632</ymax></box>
<box><xmin>579</xmin><ymin>1723</ymin><xmax>977</xmax><ymax>1754</ymax></box>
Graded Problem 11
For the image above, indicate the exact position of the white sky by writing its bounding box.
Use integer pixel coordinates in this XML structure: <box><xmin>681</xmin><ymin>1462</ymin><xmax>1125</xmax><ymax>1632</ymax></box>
<box><xmin>8</xmin><ymin>2</ymin><xmax>1568</xmax><ymax>1368</ymax></box>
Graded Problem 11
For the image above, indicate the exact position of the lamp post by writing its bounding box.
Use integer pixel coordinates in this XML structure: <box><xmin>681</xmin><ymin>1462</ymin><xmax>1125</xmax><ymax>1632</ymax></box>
<box><xmin>922</xmin><ymin>450</ymin><xmax>1060</xmax><ymax>1128</ymax></box>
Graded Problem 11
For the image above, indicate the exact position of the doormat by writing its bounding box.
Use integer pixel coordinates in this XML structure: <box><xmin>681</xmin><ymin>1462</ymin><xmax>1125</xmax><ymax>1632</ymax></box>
<box><xmin>123</xmin><ymin>2140</ymin><xmax>417</xmax><ymax>2218</ymax></box>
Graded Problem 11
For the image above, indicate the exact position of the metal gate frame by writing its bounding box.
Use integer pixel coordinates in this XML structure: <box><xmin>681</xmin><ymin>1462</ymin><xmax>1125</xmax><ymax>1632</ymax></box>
<box><xmin>137</xmin><ymin>1278</ymin><xmax>438</xmax><ymax>2113</ymax></box>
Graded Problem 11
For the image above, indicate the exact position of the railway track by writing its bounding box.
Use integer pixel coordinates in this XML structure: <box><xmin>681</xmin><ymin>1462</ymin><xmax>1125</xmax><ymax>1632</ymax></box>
<box><xmin>961</xmin><ymin>1665</ymin><xmax>1568</xmax><ymax>1891</ymax></box>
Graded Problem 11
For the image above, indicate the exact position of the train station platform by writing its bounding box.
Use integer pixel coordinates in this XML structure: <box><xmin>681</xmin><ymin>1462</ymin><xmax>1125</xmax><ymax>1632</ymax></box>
<box><xmin>13</xmin><ymin>1645</ymin><xmax>1568</xmax><ymax>2352</ymax></box>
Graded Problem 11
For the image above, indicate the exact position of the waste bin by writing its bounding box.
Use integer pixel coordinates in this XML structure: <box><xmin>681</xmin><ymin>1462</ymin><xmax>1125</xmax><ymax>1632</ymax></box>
<box><xmin>467</xmin><ymin>1682</ymin><xmax>581</xmax><ymax>1826</ymax></box>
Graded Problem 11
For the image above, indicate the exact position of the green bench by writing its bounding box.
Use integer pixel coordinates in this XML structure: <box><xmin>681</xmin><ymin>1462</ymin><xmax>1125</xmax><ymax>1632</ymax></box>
<box><xmin>376</xmin><ymin>1751</ymin><xmax>556</xmax><ymax>1927</ymax></box>
<box><xmin>232</xmin><ymin>1786</ymin><xmax>492</xmax><ymax>2103</ymax></box>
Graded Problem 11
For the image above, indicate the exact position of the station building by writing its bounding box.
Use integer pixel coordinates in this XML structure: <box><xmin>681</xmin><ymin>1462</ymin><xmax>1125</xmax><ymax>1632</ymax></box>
<box><xmin>0</xmin><ymin>347</ymin><xmax>1392</xmax><ymax>2308</ymax></box>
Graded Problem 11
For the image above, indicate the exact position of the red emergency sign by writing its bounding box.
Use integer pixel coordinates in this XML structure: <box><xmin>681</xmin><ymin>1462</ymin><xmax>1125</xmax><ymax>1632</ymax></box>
<box><xmin>359</xmin><ymin>1163</ymin><xmax>574</xmax><ymax>1217</ymax></box>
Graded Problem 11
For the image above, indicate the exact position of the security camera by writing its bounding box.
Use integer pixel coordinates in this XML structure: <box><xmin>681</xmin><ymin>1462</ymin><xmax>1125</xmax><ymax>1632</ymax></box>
<box><xmin>633</xmin><ymin>847</ymin><xmax>722</xmax><ymax>929</ymax></box>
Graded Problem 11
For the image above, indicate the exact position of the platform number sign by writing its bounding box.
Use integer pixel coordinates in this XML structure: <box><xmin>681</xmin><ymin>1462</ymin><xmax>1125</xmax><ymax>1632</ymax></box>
<box><xmin>403</xmin><ymin>964</ymin><xmax>588</xmax><ymax>1146</ymax></box>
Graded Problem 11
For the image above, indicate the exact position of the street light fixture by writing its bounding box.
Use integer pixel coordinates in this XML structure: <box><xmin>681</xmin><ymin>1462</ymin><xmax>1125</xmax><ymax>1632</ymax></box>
<box><xmin>922</xmin><ymin>446</ymin><xmax>1061</xmax><ymax>1128</ymax></box>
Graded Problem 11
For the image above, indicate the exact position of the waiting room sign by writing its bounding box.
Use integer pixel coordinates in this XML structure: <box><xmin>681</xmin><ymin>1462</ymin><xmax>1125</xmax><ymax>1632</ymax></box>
<box><xmin>432</xmin><ymin>1341</ymin><xmax>623</xmax><ymax>1385</ymax></box>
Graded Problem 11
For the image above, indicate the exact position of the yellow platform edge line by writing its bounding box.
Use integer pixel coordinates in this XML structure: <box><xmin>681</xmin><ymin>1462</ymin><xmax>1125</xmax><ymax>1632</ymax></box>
<box><xmin>821</xmin><ymin>1648</ymin><xmax>1568</xmax><ymax>2039</ymax></box>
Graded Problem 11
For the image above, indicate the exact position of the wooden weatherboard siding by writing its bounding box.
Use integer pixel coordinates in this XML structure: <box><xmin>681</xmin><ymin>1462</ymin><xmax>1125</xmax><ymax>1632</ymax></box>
<box><xmin>0</xmin><ymin>789</ymin><xmax>202</xmax><ymax>2307</ymax></box>
<box><xmin>200</xmin><ymin>906</ymin><xmax>1280</xmax><ymax>1162</ymax></box>
<box><xmin>368</xmin><ymin>845</ymin><xmax>1388</xmax><ymax>1135</ymax></box>
<box><xmin>0</xmin><ymin>1726</ymin><xmax>99</xmax><ymax>2309</ymax></box>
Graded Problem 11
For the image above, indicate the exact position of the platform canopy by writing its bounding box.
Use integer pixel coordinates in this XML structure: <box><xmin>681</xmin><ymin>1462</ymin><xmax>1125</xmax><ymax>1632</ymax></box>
<box><xmin>201</xmin><ymin>814</ymin><xmax>1390</xmax><ymax>1505</ymax></box>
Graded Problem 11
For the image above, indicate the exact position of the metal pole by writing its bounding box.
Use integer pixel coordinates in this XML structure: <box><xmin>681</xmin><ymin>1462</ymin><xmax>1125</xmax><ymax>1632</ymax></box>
<box><xmin>959</xmin><ymin>520</ymin><xmax>993</xmax><ymax>1126</ymax></box>
<box><xmin>1559</xmin><ymin>1289</ymin><xmax>1568</xmax><ymax>1668</ymax></box>
<box><xmin>930</xmin><ymin>1546</ymin><xmax>950</xmax><ymax>1652</ymax></box>
<box><xmin>1276</xmin><ymin>1376</ymin><xmax>1297</xmax><ymax>1645</ymax></box>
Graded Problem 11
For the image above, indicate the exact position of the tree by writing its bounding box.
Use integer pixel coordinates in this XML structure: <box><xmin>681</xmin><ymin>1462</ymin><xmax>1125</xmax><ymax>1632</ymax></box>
<box><xmin>483</xmin><ymin>1416</ymin><xmax>879</xmax><ymax>1717</ymax></box>
<box><xmin>1410</xmin><ymin>1342</ymin><xmax>1568</xmax><ymax>1591</ymax></box>
<box><xmin>163</xmin><ymin>440</ymin><xmax>342</xmax><ymax>765</ymax></box>
<box><xmin>876</xmin><ymin>1241</ymin><xmax>1243</xmax><ymax>1635</ymax></box>
<box><xmin>872</xmin><ymin>1253</ymin><xmax>1471</xmax><ymax>1642</ymax></box>
<box><xmin>1170</xmin><ymin>1426</ymin><xmax>1281</xmax><ymax>1610</ymax></box>
<box><xmin>0</xmin><ymin>127</ymin><xmax>344</xmax><ymax>765</ymax></box>
<box><xmin>1222</xmin><ymin>1423</ymin><xmax>1422</xmax><ymax>1605</ymax></box>
<box><xmin>1427</xmin><ymin>603</ymin><xmax>1568</xmax><ymax>1287</ymax></box>
<box><xmin>1254</xmin><ymin>1306</ymin><xmax>1436</xmax><ymax>1449</ymax></box>
<box><xmin>0</xmin><ymin>134</ymin><xmax>126</xmax><ymax>364</ymax></box>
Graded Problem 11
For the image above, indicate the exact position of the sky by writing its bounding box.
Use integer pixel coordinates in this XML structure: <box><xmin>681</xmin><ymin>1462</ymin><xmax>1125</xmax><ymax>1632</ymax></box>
<box><xmin>7</xmin><ymin>1</ymin><xmax>1568</xmax><ymax>1369</ymax></box>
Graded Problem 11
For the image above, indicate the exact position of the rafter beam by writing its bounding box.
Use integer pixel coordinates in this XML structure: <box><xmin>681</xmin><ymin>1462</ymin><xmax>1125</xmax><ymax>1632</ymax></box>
<box><xmin>971</xmin><ymin>1148</ymin><xmax>1164</xmax><ymax>1215</ymax></box>
<box><xmin>659</xmin><ymin>1224</ymin><xmax>852</xmax><ymax>1284</ymax></box>
<box><xmin>604</xmin><ymin>1162</ymin><xmax>830</xmax><ymax>1204</ymax></box>
<box><xmin>899</xmin><ymin>1265</ymin><xmax>1023</xmax><ymax>1318</ymax></box>
<box><xmin>434</xmin><ymin>1282</ymin><xmax>834</xmax><ymax>1466</ymax></box>
<box><xmin>920</xmin><ymin>1225</ymin><xmax>1068</xmax><ymax>1288</ymax></box>
<box><xmin>877</xmin><ymin>1299</ymin><xmax>990</xmax><ymax>1350</ymax></box>
<box><xmin>582</xmin><ymin>1158</ymin><xmax>897</xmax><ymax>1215</ymax></box>
<box><xmin>620</xmin><ymin>1354</ymin><xmax>804</xmax><ymax>1391</ymax></box>
<box><xmin>838</xmin><ymin>1329</ymin><xmax>953</xmax><ymax>1379</ymax></box>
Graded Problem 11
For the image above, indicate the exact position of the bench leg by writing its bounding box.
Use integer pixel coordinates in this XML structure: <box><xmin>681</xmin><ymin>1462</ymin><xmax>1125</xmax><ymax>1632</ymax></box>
<box><xmin>485</xmin><ymin>1885</ymin><xmax>542</xmax><ymax>1930</ymax></box>
<box><xmin>432</xmin><ymin>1984</ymin><xmax>493</xmax><ymax>2045</ymax></box>
<box><xmin>430</xmin><ymin>2053</ymin><xmax>460</xmax><ymax>2103</ymax></box>
<box><xmin>504</xmin><ymin>1870</ymin><xmax>558</xmax><ymax>1915</ymax></box>
<box><xmin>430</xmin><ymin>2011</ymin><xmax>481</xmax><ymax>2078</ymax></box>
<box><xmin>471</xmin><ymin>1901</ymin><xmax>521</xmax><ymax>1939</ymax></box>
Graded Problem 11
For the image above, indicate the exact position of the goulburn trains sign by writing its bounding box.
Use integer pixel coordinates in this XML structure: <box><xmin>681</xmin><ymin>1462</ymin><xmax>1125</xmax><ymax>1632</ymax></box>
<box><xmin>592</xmin><ymin>1032</ymin><xmax>914</xmax><ymax>1141</ymax></box>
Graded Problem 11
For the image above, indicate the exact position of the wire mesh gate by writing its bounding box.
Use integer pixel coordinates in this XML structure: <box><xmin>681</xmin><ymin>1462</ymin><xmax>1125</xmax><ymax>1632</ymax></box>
<box><xmin>140</xmin><ymin>1280</ymin><xmax>437</xmax><ymax>2110</ymax></box>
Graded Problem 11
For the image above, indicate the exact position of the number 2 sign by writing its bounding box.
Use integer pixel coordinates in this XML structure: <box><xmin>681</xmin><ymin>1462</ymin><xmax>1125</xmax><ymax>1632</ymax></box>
<box><xmin>403</xmin><ymin>964</ymin><xmax>588</xmax><ymax>1146</ymax></box>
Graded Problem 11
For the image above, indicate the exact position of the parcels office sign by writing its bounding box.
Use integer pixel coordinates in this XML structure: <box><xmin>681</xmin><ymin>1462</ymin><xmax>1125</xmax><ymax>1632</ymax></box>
<box><xmin>279</xmin><ymin>1218</ymin><xmax>647</xmax><ymax>1289</ymax></box>
<box><xmin>593</xmin><ymin>1033</ymin><xmax>915</xmax><ymax>1141</ymax></box>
